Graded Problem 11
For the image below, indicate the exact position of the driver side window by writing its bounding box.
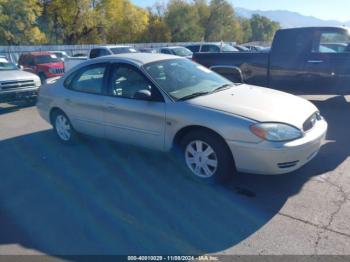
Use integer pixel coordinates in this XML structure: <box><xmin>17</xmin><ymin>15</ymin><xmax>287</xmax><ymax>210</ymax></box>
<box><xmin>108</xmin><ymin>64</ymin><xmax>163</xmax><ymax>101</ymax></box>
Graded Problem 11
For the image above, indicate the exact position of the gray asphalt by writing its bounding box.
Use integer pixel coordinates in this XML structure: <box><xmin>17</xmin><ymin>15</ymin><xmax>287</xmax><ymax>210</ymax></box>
<box><xmin>0</xmin><ymin>95</ymin><xmax>349</xmax><ymax>257</ymax></box>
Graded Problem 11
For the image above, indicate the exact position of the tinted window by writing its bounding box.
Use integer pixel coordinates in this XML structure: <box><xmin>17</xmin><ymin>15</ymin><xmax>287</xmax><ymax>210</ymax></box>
<box><xmin>69</xmin><ymin>64</ymin><xmax>106</xmax><ymax>94</ymax></box>
<box><xmin>109</xmin><ymin>64</ymin><xmax>156</xmax><ymax>100</ymax></box>
<box><xmin>172</xmin><ymin>47</ymin><xmax>193</xmax><ymax>57</ymax></box>
<box><xmin>201</xmin><ymin>45</ymin><xmax>220</xmax><ymax>52</ymax></box>
<box><xmin>272</xmin><ymin>30</ymin><xmax>312</xmax><ymax>54</ymax></box>
<box><xmin>110</xmin><ymin>47</ymin><xmax>137</xmax><ymax>54</ymax></box>
<box><xmin>312</xmin><ymin>31</ymin><xmax>350</xmax><ymax>53</ymax></box>
<box><xmin>186</xmin><ymin>45</ymin><xmax>200</xmax><ymax>52</ymax></box>
<box><xmin>160</xmin><ymin>49</ymin><xmax>171</xmax><ymax>54</ymax></box>
<box><xmin>99</xmin><ymin>49</ymin><xmax>110</xmax><ymax>57</ymax></box>
<box><xmin>89</xmin><ymin>49</ymin><xmax>101</xmax><ymax>59</ymax></box>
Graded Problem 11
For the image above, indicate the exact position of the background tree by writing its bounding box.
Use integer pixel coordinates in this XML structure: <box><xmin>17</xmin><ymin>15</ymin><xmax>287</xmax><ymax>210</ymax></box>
<box><xmin>141</xmin><ymin>5</ymin><xmax>171</xmax><ymax>43</ymax></box>
<box><xmin>250</xmin><ymin>14</ymin><xmax>280</xmax><ymax>42</ymax></box>
<box><xmin>0</xmin><ymin>0</ymin><xmax>46</xmax><ymax>45</ymax></box>
<box><xmin>164</xmin><ymin>0</ymin><xmax>203</xmax><ymax>42</ymax></box>
<box><xmin>97</xmin><ymin>0</ymin><xmax>149</xmax><ymax>43</ymax></box>
<box><xmin>45</xmin><ymin>0</ymin><xmax>102</xmax><ymax>44</ymax></box>
<box><xmin>239</xmin><ymin>17</ymin><xmax>252</xmax><ymax>43</ymax></box>
<box><xmin>205</xmin><ymin>0</ymin><xmax>243</xmax><ymax>42</ymax></box>
<box><xmin>0</xmin><ymin>0</ymin><xmax>280</xmax><ymax>45</ymax></box>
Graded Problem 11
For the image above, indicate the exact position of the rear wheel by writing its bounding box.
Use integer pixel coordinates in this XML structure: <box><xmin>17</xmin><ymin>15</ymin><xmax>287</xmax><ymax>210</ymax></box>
<box><xmin>180</xmin><ymin>130</ymin><xmax>235</xmax><ymax>183</ymax></box>
<box><xmin>52</xmin><ymin>111</ymin><xmax>78</xmax><ymax>144</ymax></box>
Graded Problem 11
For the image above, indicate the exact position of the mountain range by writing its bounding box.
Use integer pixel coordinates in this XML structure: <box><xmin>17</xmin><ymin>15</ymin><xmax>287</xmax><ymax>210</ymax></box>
<box><xmin>235</xmin><ymin>7</ymin><xmax>350</xmax><ymax>28</ymax></box>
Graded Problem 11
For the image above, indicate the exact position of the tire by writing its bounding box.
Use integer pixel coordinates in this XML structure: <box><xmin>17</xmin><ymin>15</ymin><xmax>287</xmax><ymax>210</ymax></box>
<box><xmin>52</xmin><ymin>110</ymin><xmax>78</xmax><ymax>144</ymax></box>
<box><xmin>179</xmin><ymin>130</ymin><xmax>235</xmax><ymax>183</ymax></box>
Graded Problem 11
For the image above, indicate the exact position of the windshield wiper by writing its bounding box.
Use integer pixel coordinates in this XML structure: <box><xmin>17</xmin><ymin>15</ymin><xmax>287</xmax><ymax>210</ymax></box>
<box><xmin>211</xmin><ymin>83</ymin><xmax>234</xmax><ymax>93</ymax></box>
<box><xmin>177</xmin><ymin>91</ymin><xmax>210</xmax><ymax>101</ymax></box>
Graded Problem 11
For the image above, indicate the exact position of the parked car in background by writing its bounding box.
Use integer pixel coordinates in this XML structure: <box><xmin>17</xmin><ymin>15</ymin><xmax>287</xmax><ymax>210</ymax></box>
<box><xmin>186</xmin><ymin>43</ymin><xmax>239</xmax><ymax>53</ymax></box>
<box><xmin>72</xmin><ymin>53</ymin><xmax>88</xmax><ymax>57</ymax></box>
<box><xmin>0</xmin><ymin>57</ymin><xmax>41</xmax><ymax>104</ymax></box>
<box><xmin>138</xmin><ymin>47</ymin><xmax>158</xmax><ymax>53</ymax></box>
<box><xmin>64</xmin><ymin>45</ymin><xmax>138</xmax><ymax>72</ymax></box>
<box><xmin>89</xmin><ymin>45</ymin><xmax>137</xmax><ymax>58</ymax></box>
<box><xmin>233</xmin><ymin>45</ymin><xmax>250</xmax><ymax>52</ymax></box>
<box><xmin>159</xmin><ymin>46</ymin><xmax>193</xmax><ymax>58</ymax></box>
<box><xmin>49</xmin><ymin>51</ymin><xmax>70</xmax><ymax>61</ymax></box>
<box><xmin>321</xmin><ymin>43</ymin><xmax>348</xmax><ymax>52</ymax></box>
<box><xmin>18</xmin><ymin>52</ymin><xmax>64</xmax><ymax>83</ymax></box>
<box><xmin>243</xmin><ymin>45</ymin><xmax>266</xmax><ymax>52</ymax></box>
<box><xmin>37</xmin><ymin>53</ymin><xmax>327</xmax><ymax>182</ymax></box>
<box><xmin>193</xmin><ymin>26</ymin><xmax>350</xmax><ymax>94</ymax></box>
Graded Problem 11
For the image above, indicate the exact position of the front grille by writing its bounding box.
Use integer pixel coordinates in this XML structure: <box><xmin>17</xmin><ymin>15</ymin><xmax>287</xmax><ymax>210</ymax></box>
<box><xmin>278</xmin><ymin>160</ymin><xmax>299</xmax><ymax>169</ymax></box>
<box><xmin>303</xmin><ymin>112</ymin><xmax>322</xmax><ymax>132</ymax></box>
<box><xmin>0</xmin><ymin>80</ymin><xmax>36</xmax><ymax>90</ymax></box>
<box><xmin>51</xmin><ymin>68</ymin><xmax>65</xmax><ymax>74</ymax></box>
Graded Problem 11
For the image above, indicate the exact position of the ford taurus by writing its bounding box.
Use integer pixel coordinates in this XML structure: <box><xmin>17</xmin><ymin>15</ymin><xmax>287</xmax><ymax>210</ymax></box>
<box><xmin>36</xmin><ymin>53</ymin><xmax>328</xmax><ymax>182</ymax></box>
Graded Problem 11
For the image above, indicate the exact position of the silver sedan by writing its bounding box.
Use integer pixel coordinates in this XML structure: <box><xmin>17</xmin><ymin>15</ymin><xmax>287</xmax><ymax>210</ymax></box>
<box><xmin>36</xmin><ymin>53</ymin><xmax>328</xmax><ymax>182</ymax></box>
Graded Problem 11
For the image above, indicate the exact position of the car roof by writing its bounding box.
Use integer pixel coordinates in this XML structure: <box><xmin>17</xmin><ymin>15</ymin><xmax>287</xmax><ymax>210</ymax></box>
<box><xmin>94</xmin><ymin>53</ymin><xmax>182</xmax><ymax>65</ymax></box>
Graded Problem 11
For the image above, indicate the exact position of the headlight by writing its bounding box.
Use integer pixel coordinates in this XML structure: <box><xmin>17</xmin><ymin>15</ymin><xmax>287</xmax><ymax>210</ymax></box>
<box><xmin>250</xmin><ymin>123</ymin><xmax>302</xmax><ymax>142</ymax></box>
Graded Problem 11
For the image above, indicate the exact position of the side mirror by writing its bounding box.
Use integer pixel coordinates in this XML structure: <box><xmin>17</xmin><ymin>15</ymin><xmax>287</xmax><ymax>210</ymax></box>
<box><xmin>18</xmin><ymin>65</ymin><xmax>24</xmax><ymax>70</ymax></box>
<box><xmin>134</xmin><ymin>89</ymin><xmax>152</xmax><ymax>100</ymax></box>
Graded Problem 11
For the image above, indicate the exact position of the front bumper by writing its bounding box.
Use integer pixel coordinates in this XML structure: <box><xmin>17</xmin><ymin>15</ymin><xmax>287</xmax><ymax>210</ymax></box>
<box><xmin>0</xmin><ymin>87</ymin><xmax>39</xmax><ymax>103</ymax></box>
<box><xmin>227</xmin><ymin>118</ymin><xmax>328</xmax><ymax>175</ymax></box>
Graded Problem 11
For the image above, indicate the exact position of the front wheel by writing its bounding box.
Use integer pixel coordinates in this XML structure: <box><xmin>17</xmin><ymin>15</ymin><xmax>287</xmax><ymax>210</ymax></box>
<box><xmin>52</xmin><ymin>111</ymin><xmax>78</xmax><ymax>144</ymax></box>
<box><xmin>180</xmin><ymin>130</ymin><xmax>235</xmax><ymax>183</ymax></box>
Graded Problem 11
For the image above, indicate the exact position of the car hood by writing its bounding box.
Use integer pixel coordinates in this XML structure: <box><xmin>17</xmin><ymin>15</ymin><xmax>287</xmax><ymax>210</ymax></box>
<box><xmin>186</xmin><ymin>84</ymin><xmax>318</xmax><ymax>129</ymax></box>
<box><xmin>0</xmin><ymin>69</ymin><xmax>39</xmax><ymax>81</ymax></box>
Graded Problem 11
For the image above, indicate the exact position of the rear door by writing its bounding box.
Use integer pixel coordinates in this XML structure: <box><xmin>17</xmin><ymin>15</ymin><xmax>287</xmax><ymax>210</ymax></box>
<box><xmin>103</xmin><ymin>63</ymin><xmax>166</xmax><ymax>150</ymax></box>
<box><xmin>62</xmin><ymin>63</ymin><xmax>108</xmax><ymax>137</ymax></box>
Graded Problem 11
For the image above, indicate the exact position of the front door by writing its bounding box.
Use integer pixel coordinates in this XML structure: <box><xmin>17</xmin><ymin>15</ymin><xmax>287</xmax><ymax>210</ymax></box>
<box><xmin>103</xmin><ymin>63</ymin><xmax>166</xmax><ymax>151</ymax></box>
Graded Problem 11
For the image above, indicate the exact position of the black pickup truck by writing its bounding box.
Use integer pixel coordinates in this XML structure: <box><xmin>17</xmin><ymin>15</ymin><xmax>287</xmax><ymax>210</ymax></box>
<box><xmin>193</xmin><ymin>27</ymin><xmax>350</xmax><ymax>94</ymax></box>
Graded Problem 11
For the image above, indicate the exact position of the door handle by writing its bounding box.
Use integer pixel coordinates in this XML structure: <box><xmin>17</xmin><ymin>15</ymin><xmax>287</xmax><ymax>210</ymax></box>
<box><xmin>307</xmin><ymin>60</ymin><xmax>324</xmax><ymax>63</ymax></box>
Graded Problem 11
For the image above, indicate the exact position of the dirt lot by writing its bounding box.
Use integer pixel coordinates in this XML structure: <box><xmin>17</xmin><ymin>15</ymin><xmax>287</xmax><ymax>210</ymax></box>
<box><xmin>0</xmin><ymin>95</ymin><xmax>349</xmax><ymax>257</ymax></box>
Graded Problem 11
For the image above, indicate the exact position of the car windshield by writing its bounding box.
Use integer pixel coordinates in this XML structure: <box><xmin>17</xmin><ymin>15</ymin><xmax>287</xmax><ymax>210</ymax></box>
<box><xmin>111</xmin><ymin>47</ymin><xmax>137</xmax><ymax>54</ymax></box>
<box><xmin>35</xmin><ymin>55</ymin><xmax>61</xmax><ymax>64</ymax></box>
<box><xmin>0</xmin><ymin>61</ymin><xmax>17</xmax><ymax>70</ymax></box>
<box><xmin>144</xmin><ymin>58</ymin><xmax>233</xmax><ymax>101</ymax></box>
<box><xmin>171</xmin><ymin>47</ymin><xmax>193</xmax><ymax>57</ymax></box>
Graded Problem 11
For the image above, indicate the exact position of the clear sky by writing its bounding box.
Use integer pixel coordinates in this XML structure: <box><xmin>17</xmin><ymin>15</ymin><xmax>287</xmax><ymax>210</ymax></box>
<box><xmin>131</xmin><ymin>0</ymin><xmax>350</xmax><ymax>22</ymax></box>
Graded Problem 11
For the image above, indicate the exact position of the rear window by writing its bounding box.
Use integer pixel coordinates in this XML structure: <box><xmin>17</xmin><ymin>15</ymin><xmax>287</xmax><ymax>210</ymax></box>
<box><xmin>272</xmin><ymin>30</ymin><xmax>312</xmax><ymax>54</ymax></box>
